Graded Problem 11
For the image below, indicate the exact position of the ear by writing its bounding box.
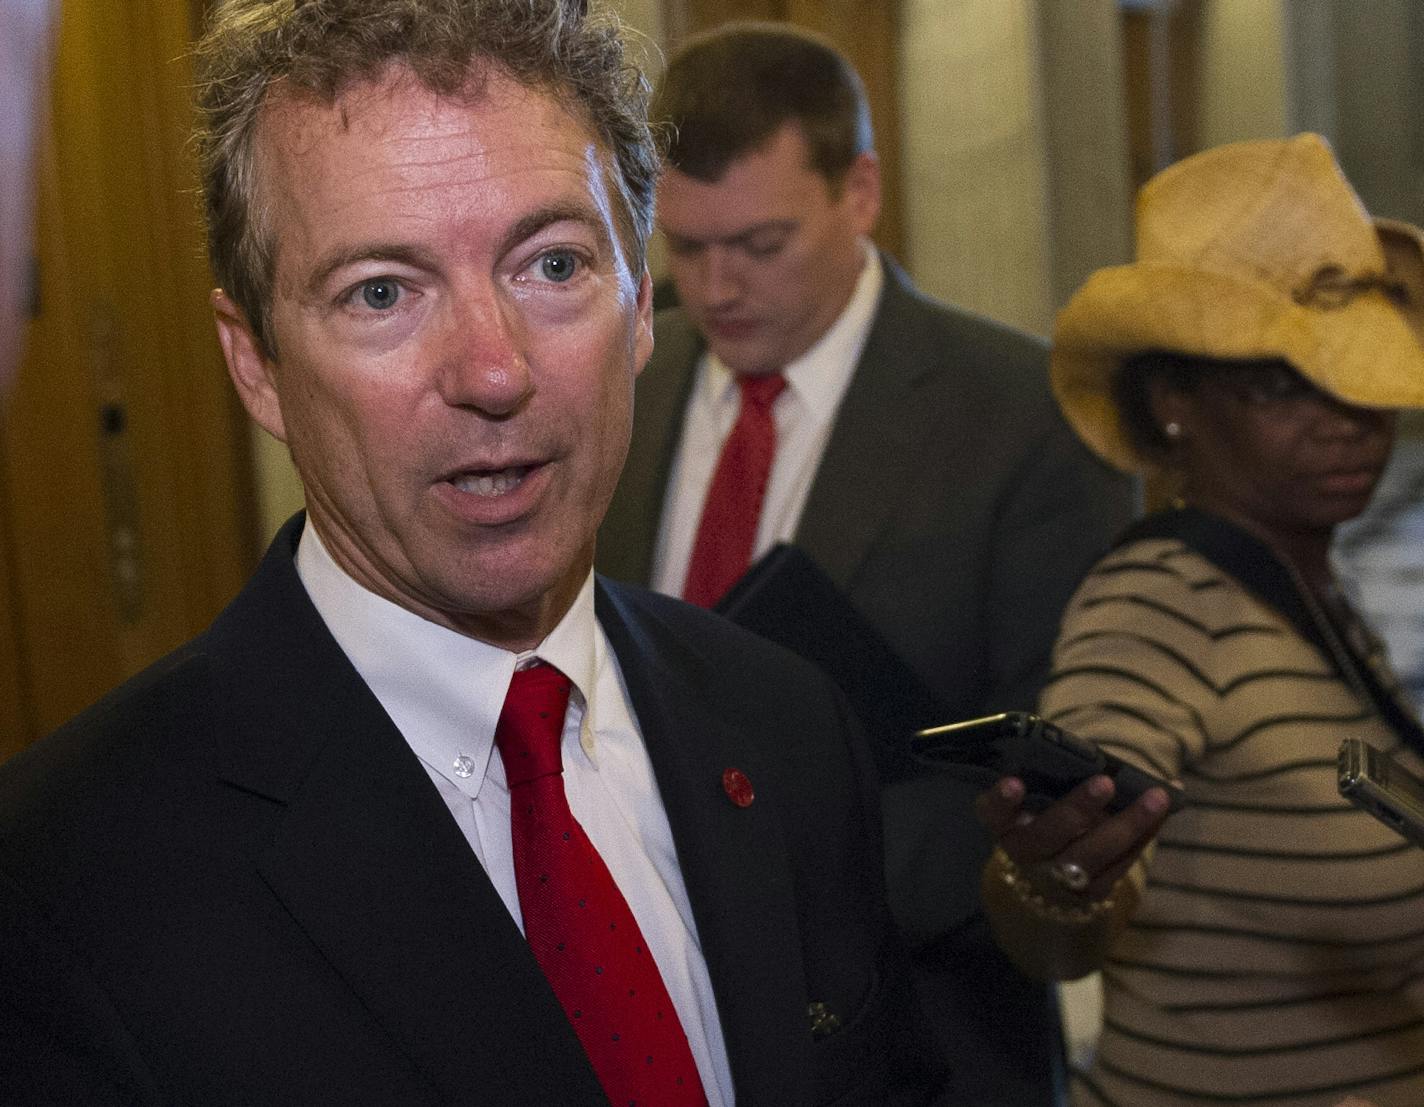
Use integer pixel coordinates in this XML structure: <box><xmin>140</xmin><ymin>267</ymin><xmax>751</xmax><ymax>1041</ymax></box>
<box><xmin>840</xmin><ymin>151</ymin><xmax>882</xmax><ymax>238</ymax></box>
<box><xmin>631</xmin><ymin>268</ymin><xmax>654</xmax><ymax>378</ymax></box>
<box><xmin>1146</xmin><ymin>371</ymin><xmax>1192</xmax><ymax>439</ymax></box>
<box><xmin>212</xmin><ymin>288</ymin><xmax>288</xmax><ymax>443</ymax></box>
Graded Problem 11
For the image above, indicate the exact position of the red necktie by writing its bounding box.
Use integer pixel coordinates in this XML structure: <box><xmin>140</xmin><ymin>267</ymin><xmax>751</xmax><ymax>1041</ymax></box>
<box><xmin>682</xmin><ymin>373</ymin><xmax>788</xmax><ymax>608</ymax></box>
<box><xmin>494</xmin><ymin>663</ymin><xmax>708</xmax><ymax>1106</ymax></box>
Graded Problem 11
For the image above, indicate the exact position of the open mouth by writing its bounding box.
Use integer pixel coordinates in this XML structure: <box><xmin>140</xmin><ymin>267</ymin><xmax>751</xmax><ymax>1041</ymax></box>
<box><xmin>448</xmin><ymin>465</ymin><xmax>533</xmax><ymax>497</ymax></box>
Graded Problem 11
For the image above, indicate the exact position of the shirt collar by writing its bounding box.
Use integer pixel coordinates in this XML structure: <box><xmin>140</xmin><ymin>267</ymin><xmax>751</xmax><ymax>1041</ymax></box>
<box><xmin>701</xmin><ymin>242</ymin><xmax>882</xmax><ymax>422</ymax></box>
<box><xmin>294</xmin><ymin>519</ymin><xmax>601</xmax><ymax>799</ymax></box>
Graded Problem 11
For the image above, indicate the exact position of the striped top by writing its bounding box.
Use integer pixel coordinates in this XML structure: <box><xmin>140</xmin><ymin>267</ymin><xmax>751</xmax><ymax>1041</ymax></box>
<box><xmin>1042</xmin><ymin>536</ymin><xmax>1424</xmax><ymax>1107</ymax></box>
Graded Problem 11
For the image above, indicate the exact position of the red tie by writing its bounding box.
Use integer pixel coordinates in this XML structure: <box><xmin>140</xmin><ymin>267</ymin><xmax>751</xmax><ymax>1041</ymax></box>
<box><xmin>494</xmin><ymin>663</ymin><xmax>708</xmax><ymax>1106</ymax></box>
<box><xmin>682</xmin><ymin>373</ymin><xmax>787</xmax><ymax>608</ymax></box>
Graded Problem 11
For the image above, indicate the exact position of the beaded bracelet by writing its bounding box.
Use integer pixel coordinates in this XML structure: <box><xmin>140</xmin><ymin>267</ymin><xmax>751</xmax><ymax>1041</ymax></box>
<box><xmin>989</xmin><ymin>848</ymin><xmax>1116</xmax><ymax>925</ymax></box>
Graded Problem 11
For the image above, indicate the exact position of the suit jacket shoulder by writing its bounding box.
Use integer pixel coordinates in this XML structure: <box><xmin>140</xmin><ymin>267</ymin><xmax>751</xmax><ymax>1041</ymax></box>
<box><xmin>0</xmin><ymin>518</ymin><xmax>607</xmax><ymax>1105</ymax></box>
<box><xmin>0</xmin><ymin>523</ymin><xmax>945</xmax><ymax>1106</ymax></box>
<box><xmin>598</xmin><ymin>306</ymin><xmax>703</xmax><ymax>585</ymax></box>
<box><xmin>606</xmin><ymin>259</ymin><xmax>1134</xmax><ymax>716</ymax></box>
<box><xmin>595</xmin><ymin>579</ymin><xmax>947</xmax><ymax>1102</ymax></box>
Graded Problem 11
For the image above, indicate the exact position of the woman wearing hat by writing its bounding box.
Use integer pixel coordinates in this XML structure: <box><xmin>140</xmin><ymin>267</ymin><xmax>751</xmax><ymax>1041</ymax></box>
<box><xmin>977</xmin><ymin>134</ymin><xmax>1424</xmax><ymax>1106</ymax></box>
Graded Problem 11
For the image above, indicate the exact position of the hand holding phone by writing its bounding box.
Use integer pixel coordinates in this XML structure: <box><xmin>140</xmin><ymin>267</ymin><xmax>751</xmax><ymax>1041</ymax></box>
<box><xmin>911</xmin><ymin>711</ymin><xmax>1185</xmax><ymax>813</ymax></box>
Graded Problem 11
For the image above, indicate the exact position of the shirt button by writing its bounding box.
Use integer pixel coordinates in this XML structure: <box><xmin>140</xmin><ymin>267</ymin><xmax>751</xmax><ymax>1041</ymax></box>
<box><xmin>453</xmin><ymin>754</ymin><xmax>475</xmax><ymax>778</ymax></box>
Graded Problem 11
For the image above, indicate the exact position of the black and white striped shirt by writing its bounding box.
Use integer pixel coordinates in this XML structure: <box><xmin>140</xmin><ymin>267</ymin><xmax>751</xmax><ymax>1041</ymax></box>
<box><xmin>1045</xmin><ymin>537</ymin><xmax>1424</xmax><ymax>1107</ymax></box>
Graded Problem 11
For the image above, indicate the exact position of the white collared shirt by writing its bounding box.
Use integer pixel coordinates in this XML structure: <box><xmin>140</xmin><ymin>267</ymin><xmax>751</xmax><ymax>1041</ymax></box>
<box><xmin>651</xmin><ymin>245</ymin><xmax>884</xmax><ymax>598</ymax></box>
<box><xmin>295</xmin><ymin>523</ymin><xmax>733</xmax><ymax>1105</ymax></box>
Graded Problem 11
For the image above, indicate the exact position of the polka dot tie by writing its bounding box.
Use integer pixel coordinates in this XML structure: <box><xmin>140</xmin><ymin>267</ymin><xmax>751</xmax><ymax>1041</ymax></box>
<box><xmin>494</xmin><ymin>663</ymin><xmax>708</xmax><ymax>1107</ymax></box>
<box><xmin>682</xmin><ymin>373</ymin><xmax>787</xmax><ymax>608</ymax></box>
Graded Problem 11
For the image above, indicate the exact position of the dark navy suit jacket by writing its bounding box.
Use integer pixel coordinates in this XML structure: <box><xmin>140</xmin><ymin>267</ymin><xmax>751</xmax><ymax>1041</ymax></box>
<box><xmin>0</xmin><ymin>516</ymin><xmax>946</xmax><ymax>1105</ymax></box>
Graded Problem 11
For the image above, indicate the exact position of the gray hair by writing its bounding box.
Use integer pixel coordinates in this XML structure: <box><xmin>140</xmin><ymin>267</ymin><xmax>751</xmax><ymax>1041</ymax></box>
<box><xmin>194</xmin><ymin>0</ymin><xmax>658</xmax><ymax>357</ymax></box>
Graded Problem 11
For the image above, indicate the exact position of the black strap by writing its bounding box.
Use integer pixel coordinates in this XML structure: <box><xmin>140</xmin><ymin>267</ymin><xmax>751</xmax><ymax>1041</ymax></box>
<box><xmin>1117</xmin><ymin>507</ymin><xmax>1424</xmax><ymax>755</ymax></box>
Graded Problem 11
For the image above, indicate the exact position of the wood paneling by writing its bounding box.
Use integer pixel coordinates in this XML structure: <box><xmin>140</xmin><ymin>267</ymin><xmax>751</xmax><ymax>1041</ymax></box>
<box><xmin>1122</xmin><ymin>0</ymin><xmax>1204</xmax><ymax>190</ymax></box>
<box><xmin>683</xmin><ymin>0</ymin><xmax>781</xmax><ymax>26</ymax></box>
<box><xmin>0</xmin><ymin>0</ymin><xmax>258</xmax><ymax>754</ymax></box>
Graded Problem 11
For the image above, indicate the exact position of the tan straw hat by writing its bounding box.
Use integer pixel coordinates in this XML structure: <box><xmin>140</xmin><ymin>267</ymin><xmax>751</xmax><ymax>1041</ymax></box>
<box><xmin>1051</xmin><ymin>133</ymin><xmax>1424</xmax><ymax>472</ymax></box>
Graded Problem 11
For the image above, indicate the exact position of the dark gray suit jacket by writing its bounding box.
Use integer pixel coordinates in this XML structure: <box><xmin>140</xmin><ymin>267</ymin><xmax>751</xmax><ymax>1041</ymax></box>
<box><xmin>599</xmin><ymin>260</ymin><xmax>1137</xmax><ymax>1104</ymax></box>
<box><xmin>0</xmin><ymin>516</ymin><xmax>945</xmax><ymax>1106</ymax></box>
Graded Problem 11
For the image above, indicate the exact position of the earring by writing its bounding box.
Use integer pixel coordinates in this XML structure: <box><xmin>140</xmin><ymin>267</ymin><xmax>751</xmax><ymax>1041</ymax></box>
<box><xmin>1164</xmin><ymin>421</ymin><xmax>1182</xmax><ymax>440</ymax></box>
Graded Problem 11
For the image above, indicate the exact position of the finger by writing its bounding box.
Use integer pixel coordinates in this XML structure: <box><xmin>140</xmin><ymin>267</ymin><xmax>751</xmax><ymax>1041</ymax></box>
<box><xmin>999</xmin><ymin>774</ymin><xmax>1116</xmax><ymax>863</ymax></box>
<box><xmin>976</xmin><ymin>776</ymin><xmax>1028</xmax><ymax>837</ymax></box>
<box><xmin>1063</xmin><ymin>787</ymin><xmax>1173</xmax><ymax>899</ymax></box>
<box><xmin>1081</xmin><ymin>786</ymin><xmax>1172</xmax><ymax>872</ymax></box>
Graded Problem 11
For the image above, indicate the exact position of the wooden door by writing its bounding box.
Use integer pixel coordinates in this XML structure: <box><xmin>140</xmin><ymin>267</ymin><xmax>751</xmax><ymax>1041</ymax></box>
<box><xmin>0</xmin><ymin>0</ymin><xmax>259</xmax><ymax>757</ymax></box>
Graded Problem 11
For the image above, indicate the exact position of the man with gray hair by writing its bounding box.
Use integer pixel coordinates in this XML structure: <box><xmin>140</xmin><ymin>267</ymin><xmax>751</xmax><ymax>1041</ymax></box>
<box><xmin>0</xmin><ymin>2</ymin><xmax>947</xmax><ymax>1103</ymax></box>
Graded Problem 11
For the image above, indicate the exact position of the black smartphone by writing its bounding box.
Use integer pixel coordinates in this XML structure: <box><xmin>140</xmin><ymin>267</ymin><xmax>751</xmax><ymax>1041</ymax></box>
<box><xmin>1338</xmin><ymin>738</ymin><xmax>1424</xmax><ymax>848</ymax></box>
<box><xmin>911</xmin><ymin>711</ymin><xmax>1185</xmax><ymax>814</ymax></box>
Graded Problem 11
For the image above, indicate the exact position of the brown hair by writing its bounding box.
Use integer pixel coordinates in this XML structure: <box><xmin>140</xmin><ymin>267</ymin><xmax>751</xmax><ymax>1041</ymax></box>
<box><xmin>194</xmin><ymin>0</ymin><xmax>658</xmax><ymax>357</ymax></box>
<box><xmin>653</xmin><ymin>21</ymin><xmax>871</xmax><ymax>187</ymax></box>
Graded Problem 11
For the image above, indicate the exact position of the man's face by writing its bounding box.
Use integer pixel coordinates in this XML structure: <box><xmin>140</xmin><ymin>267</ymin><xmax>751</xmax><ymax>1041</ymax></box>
<box><xmin>214</xmin><ymin>67</ymin><xmax>653</xmax><ymax>649</ymax></box>
<box><xmin>0</xmin><ymin>0</ymin><xmax>56</xmax><ymax>395</ymax></box>
<box><xmin>657</xmin><ymin>122</ymin><xmax>880</xmax><ymax>377</ymax></box>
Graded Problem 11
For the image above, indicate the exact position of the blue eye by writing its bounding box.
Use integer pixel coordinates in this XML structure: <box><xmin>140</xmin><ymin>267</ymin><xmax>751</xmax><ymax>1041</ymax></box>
<box><xmin>539</xmin><ymin>252</ymin><xmax>578</xmax><ymax>283</ymax></box>
<box><xmin>360</xmin><ymin>279</ymin><xmax>400</xmax><ymax>310</ymax></box>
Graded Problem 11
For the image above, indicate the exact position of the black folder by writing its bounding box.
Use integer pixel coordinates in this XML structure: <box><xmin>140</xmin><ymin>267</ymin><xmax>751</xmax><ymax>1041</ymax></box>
<box><xmin>714</xmin><ymin>544</ymin><xmax>948</xmax><ymax>783</ymax></box>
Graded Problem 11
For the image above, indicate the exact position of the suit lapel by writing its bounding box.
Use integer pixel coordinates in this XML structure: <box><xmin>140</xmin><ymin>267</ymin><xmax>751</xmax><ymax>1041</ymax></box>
<box><xmin>794</xmin><ymin>259</ymin><xmax>945</xmax><ymax>591</ymax></box>
<box><xmin>203</xmin><ymin>521</ymin><xmax>607</xmax><ymax>1105</ymax></box>
<box><xmin>610</xmin><ymin>264</ymin><xmax>946</xmax><ymax>595</ymax></box>
<box><xmin>596</xmin><ymin>581</ymin><xmax>812</xmax><ymax>1104</ymax></box>
<box><xmin>600</xmin><ymin>312</ymin><xmax>703</xmax><ymax>584</ymax></box>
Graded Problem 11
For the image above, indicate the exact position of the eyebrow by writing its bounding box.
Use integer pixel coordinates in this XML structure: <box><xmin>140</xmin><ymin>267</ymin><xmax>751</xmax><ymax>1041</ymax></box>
<box><xmin>302</xmin><ymin>201</ymin><xmax>616</xmax><ymax>299</ymax></box>
<box><xmin>497</xmin><ymin>200</ymin><xmax>614</xmax><ymax>261</ymax></box>
<box><xmin>304</xmin><ymin>243</ymin><xmax>441</xmax><ymax>299</ymax></box>
<box><xmin>664</xmin><ymin>219</ymin><xmax>797</xmax><ymax>250</ymax></box>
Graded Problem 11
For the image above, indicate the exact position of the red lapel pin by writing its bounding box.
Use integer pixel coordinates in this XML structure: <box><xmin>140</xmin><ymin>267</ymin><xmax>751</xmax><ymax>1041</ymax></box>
<box><xmin>721</xmin><ymin>767</ymin><xmax>755</xmax><ymax>808</ymax></box>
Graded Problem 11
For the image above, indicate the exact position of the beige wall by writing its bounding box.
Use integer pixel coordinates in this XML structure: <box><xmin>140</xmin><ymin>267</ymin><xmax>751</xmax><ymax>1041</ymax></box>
<box><xmin>609</xmin><ymin>0</ymin><xmax>664</xmax><ymax>68</ymax></box>
<box><xmin>608</xmin><ymin>0</ymin><xmax>665</xmax><ymax>103</ymax></box>
<box><xmin>1325</xmin><ymin>0</ymin><xmax>1424</xmax><ymax>225</ymax></box>
<box><xmin>897</xmin><ymin>0</ymin><xmax>1055</xmax><ymax>335</ymax></box>
<box><xmin>250</xmin><ymin>428</ymin><xmax>304</xmax><ymax>541</ymax></box>
<box><xmin>1197</xmin><ymin>0</ymin><xmax>1287</xmax><ymax>148</ymax></box>
<box><xmin>894</xmin><ymin>0</ymin><xmax>1131</xmax><ymax>337</ymax></box>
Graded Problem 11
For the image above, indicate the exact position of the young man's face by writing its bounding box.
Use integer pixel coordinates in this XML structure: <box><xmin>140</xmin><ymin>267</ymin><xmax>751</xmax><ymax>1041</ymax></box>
<box><xmin>214</xmin><ymin>67</ymin><xmax>653</xmax><ymax>649</ymax></box>
<box><xmin>657</xmin><ymin>122</ymin><xmax>880</xmax><ymax>378</ymax></box>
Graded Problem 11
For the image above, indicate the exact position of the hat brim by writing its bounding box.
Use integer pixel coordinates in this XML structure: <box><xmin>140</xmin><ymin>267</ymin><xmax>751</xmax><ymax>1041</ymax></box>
<box><xmin>1051</xmin><ymin>262</ymin><xmax>1424</xmax><ymax>472</ymax></box>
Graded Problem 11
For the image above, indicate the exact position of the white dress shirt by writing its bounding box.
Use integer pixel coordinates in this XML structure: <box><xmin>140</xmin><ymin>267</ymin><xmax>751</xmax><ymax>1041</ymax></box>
<box><xmin>651</xmin><ymin>245</ymin><xmax>884</xmax><ymax>598</ymax></box>
<box><xmin>295</xmin><ymin>523</ymin><xmax>733</xmax><ymax>1105</ymax></box>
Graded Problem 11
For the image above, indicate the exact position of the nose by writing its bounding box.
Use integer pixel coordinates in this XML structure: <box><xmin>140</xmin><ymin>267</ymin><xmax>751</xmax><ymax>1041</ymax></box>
<box><xmin>1309</xmin><ymin>392</ymin><xmax>1390</xmax><ymax>439</ymax></box>
<box><xmin>691</xmin><ymin>245</ymin><xmax>744</xmax><ymax>310</ymax></box>
<box><xmin>437</xmin><ymin>286</ymin><xmax>534</xmax><ymax>417</ymax></box>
